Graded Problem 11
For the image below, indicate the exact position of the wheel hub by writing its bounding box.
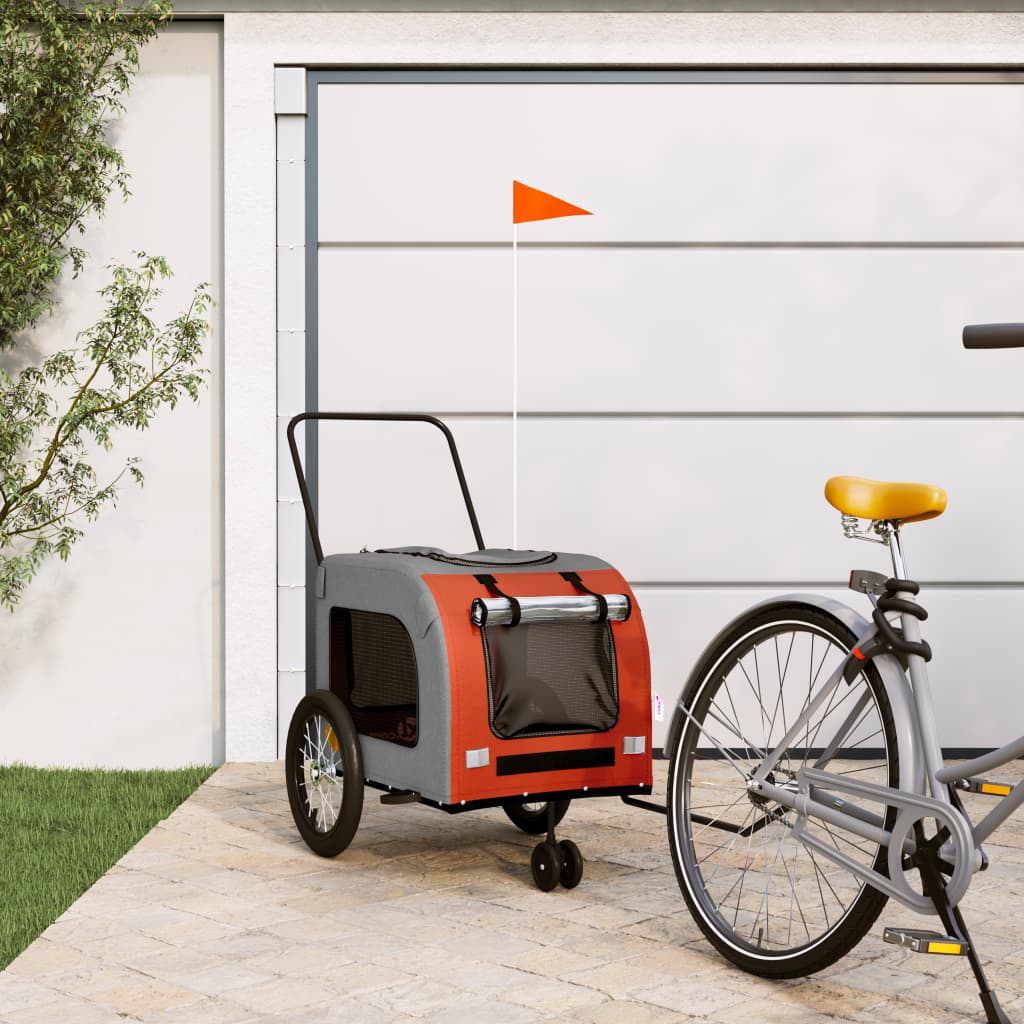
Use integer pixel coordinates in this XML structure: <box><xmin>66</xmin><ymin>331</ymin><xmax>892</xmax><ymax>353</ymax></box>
<box><xmin>309</xmin><ymin>759</ymin><xmax>336</xmax><ymax>785</ymax></box>
<box><xmin>747</xmin><ymin>769</ymin><xmax>797</xmax><ymax>808</ymax></box>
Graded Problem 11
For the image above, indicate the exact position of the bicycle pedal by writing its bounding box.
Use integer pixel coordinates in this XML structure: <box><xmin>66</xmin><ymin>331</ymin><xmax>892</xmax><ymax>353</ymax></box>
<box><xmin>883</xmin><ymin>927</ymin><xmax>968</xmax><ymax>956</ymax></box>
<box><xmin>959</xmin><ymin>778</ymin><xmax>1014</xmax><ymax>798</ymax></box>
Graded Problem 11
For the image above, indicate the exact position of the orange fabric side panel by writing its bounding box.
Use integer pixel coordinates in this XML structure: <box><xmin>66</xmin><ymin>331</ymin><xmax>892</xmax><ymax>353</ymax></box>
<box><xmin>422</xmin><ymin>570</ymin><xmax>652</xmax><ymax>806</ymax></box>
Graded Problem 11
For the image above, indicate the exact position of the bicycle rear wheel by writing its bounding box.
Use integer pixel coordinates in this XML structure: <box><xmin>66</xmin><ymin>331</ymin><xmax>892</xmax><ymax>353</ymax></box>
<box><xmin>668</xmin><ymin>603</ymin><xmax>899</xmax><ymax>978</ymax></box>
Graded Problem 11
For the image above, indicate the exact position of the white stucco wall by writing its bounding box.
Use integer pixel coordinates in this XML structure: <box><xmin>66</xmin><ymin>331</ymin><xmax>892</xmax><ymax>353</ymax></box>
<box><xmin>0</xmin><ymin>24</ymin><xmax>223</xmax><ymax>769</ymax></box>
<box><xmin>225</xmin><ymin>11</ymin><xmax>1024</xmax><ymax>762</ymax></box>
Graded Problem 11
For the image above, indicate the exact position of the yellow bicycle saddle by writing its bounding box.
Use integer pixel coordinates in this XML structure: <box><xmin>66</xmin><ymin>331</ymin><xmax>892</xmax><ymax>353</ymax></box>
<box><xmin>824</xmin><ymin>476</ymin><xmax>947</xmax><ymax>524</ymax></box>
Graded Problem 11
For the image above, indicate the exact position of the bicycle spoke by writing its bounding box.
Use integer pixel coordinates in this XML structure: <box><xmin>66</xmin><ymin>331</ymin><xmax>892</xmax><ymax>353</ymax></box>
<box><xmin>721</xmin><ymin>681</ymin><xmax>748</xmax><ymax>760</ymax></box>
<box><xmin>815</xmin><ymin>842</ymin><xmax>854</xmax><ymax>912</ymax></box>
<box><xmin>754</xmin><ymin>802</ymin><xmax>773</xmax><ymax>945</ymax></box>
<box><xmin>804</xmin><ymin>683</ymin><xmax>863</xmax><ymax>757</ymax></box>
<box><xmin>837</xmin><ymin>758</ymin><xmax>888</xmax><ymax>776</ymax></box>
<box><xmin>782</xmin><ymin>831</ymin><xmax>812</xmax><ymax>945</ymax></box>
<box><xmin>805</xmin><ymin>846</ymin><xmax>834</xmax><ymax>930</ymax></box>
<box><xmin>770</xmin><ymin>634</ymin><xmax>793</xmax><ymax>748</ymax></box>
<box><xmin>706</xmin><ymin>698</ymin><xmax>760</xmax><ymax>761</ymax></box>
<box><xmin>680</xmin><ymin>706</ymin><xmax>754</xmax><ymax>779</ymax></box>
<box><xmin>696</xmin><ymin>803</ymin><xmax>758</xmax><ymax>866</ymax></box>
<box><xmin>691</xmin><ymin>790</ymin><xmax>753</xmax><ymax>842</ymax></box>
<box><xmin>737</xmin><ymin>652</ymin><xmax>772</xmax><ymax>748</ymax></box>
<box><xmin>816</xmin><ymin>817</ymin><xmax>875</xmax><ymax>861</ymax></box>
<box><xmin>702</xmin><ymin>702</ymin><xmax>768</xmax><ymax>761</ymax></box>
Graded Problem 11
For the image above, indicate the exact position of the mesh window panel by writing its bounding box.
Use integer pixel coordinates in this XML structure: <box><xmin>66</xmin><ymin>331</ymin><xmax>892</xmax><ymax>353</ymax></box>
<box><xmin>330</xmin><ymin>607</ymin><xmax>418</xmax><ymax>747</ymax></box>
<box><xmin>480</xmin><ymin>620</ymin><xmax>619</xmax><ymax>739</ymax></box>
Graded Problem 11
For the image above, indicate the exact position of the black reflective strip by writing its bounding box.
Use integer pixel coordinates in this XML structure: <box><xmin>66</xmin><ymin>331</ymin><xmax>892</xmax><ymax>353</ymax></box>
<box><xmin>474</xmin><ymin>574</ymin><xmax>521</xmax><ymax>626</ymax></box>
<box><xmin>495</xmin><ymin>747</ymin><xmax>615</xmax><ymax>776</ymax></box>
<box><xmin>560</xmin><ymin>571</ymin><xmax>610</xmax><ymax>623</ymax></box>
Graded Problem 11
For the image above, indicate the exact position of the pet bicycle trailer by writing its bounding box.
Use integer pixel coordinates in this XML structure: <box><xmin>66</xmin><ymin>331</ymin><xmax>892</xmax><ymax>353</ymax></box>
<box><xmin>284</xmin><ymin>412</ymin><xmax>653</xmax><ymax>890</ymax></box>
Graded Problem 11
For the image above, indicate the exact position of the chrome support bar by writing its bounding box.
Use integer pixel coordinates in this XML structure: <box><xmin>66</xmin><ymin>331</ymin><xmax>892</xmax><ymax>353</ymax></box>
<box><xmin>471</xmin><ymin>593</ymin><xmax>630</xmax><ymax>627</ymax></box>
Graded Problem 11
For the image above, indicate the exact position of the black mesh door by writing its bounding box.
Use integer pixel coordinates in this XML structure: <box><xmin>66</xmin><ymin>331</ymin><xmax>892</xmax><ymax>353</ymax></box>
<box><xmin>480</xmin><ymin>620</ymin><xmax>619</xmax><ymax>739</ymax></box>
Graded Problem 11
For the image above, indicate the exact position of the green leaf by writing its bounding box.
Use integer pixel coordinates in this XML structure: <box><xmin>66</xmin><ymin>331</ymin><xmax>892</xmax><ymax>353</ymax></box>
<box><xmin>0</xmin><ymin>255</ymin><xmax>210</xmax><ymax>609</ymax></box>
<box><xmin>0</xmin><ymin>0</ymin><xmax>171</xmax><ymax>350</ymax></box>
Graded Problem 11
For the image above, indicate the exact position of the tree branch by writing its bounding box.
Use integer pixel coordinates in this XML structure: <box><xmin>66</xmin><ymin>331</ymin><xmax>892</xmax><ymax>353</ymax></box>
<box><xmin>7</xmin><ymin>466</ymin><xmax>129</xmax><ymax>538</ymax></box>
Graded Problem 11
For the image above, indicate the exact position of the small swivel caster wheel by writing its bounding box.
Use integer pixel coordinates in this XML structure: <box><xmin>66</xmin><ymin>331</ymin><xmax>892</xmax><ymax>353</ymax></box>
<box><xmin>557</xmin><ymin>839</ymin><xmax>583</xmax><ymax>889</ymax></box>
<box><xmin>531</xmin><ymin>841</ymin><xmax>561</xmax><ymax>892</ymax></box>
<box><xmin>531</xmin><ymin>838</ymin><xmax>584</xmax><ymax>891</ymax></box>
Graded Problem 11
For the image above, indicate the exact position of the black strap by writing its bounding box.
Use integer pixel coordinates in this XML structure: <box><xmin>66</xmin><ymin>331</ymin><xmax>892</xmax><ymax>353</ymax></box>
<box><xmin>474</xmin><ymin>574</ymin><xmax>521</xmax><ymax>627</ymax></box>
<box><xmin>561</xmin><ymin>571</ymin><xmax>609</xmax><ymax>623</ymax></box>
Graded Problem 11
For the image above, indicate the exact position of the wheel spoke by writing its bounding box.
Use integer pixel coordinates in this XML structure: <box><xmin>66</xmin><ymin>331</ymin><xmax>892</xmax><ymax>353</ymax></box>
<box><xmin>737</xmin><ymin>650</ymin><xmax>771</xmax><ymax>748</ymax></box>
<box><xmin>707</xmin><ymin>691</ymin><xmax>761</xmax><ymax>762</ymax></box>
<box><xmin>294</xmin><ymin>712</ymin><xmax>347</xmax><ymax>833</ymax></box>
<box><xmin>702</xmin><ymin>702</ymin><xmax>768</xmax><ymax>762</ymax></box>
<box><xmin>768</xmin><ymin>635</ymin><xmax>791</xmax><ymax>750</ymax></box>
<box><xmin>692</xmin><ymin>790</ymin><xmax>755</xmax><ymax>845</ymax></box>
<box><xmin>804</xmin><ymin>683</ymin><xmax>862</xmax><ymax>758</ymax></box>
<box><xmin>679</xmin><ymin>705</ymin><xmax>754</xmax><ymax>779</ymax></box>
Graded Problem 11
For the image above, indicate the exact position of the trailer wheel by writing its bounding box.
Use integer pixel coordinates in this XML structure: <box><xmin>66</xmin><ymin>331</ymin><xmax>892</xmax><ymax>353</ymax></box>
<box><xmin>286</xmin><ymin>691</ymin><xmax>364</xmax><ymax>857</ymax></box>
<box><xmin>502</xmin><ymin>799</ymin><xmax>570</xmax><ymax>835</ymax></box>
<box><xmin>531</xmin><ymin>841</ymin><xmax>561</xmax><ymax>892</ymax></box>
<box><xmin>558</xmin><ymin>839</ymin><xmax>583</xmax><ymax>889</ymax></box>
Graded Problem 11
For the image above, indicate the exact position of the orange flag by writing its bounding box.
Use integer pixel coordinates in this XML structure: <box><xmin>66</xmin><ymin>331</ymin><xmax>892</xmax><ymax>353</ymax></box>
<box><xmin>512</xmin><ymin>180</ymin><xmax>591</xmax><ymax>224</ymax></box>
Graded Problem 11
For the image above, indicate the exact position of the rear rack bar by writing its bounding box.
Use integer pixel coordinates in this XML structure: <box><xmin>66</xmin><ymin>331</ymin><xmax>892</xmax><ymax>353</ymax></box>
<box><xmin>286</xmin><ymin>411</ymin><xmax>486</xmax><ymax>565</ymax></box>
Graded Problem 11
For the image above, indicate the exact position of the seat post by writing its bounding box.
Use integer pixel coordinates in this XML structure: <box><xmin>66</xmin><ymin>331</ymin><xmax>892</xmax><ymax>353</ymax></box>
<box><xmin>886</xmin><ymin>523</ymin><xmax>909</xmax><ymax>579</ymax></box>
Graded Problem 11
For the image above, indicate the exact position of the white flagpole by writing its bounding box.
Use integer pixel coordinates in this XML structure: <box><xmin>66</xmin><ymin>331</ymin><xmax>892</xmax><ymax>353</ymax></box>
<box><xmin>512</xmin><ymin>222</ymin><xmax>518</xmax><ymax>550</ymax></box>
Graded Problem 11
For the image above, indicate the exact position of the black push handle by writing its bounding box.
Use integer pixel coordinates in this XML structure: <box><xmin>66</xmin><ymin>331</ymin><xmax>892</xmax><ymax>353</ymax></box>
<box><xmin>963</xmin><ymin>323</ymin><xmax>1024</xmax><ymax>349</ymax></box>
<box><xmin>286</xmin><ymin>412</ymin><xmax>486</xmax><ymax>566</ymax></box>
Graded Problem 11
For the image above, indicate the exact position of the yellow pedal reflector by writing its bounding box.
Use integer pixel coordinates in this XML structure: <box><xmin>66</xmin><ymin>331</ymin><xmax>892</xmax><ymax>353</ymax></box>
<box><xmin>883</xmin><ymin>927</ymin><xmax>969</xmax><ymax>955</ymax></box>
<box><xmin>980</xmin><ymin>782</ymin><xmax>1012</xmax><ymax>797</ymax></box>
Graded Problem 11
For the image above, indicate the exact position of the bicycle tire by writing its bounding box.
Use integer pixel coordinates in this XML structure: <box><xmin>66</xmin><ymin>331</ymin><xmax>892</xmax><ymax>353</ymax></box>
<box><xmin>667</xmin><ymin>603</ymin><xmax>899</xmax><ymax>978</ymax></box>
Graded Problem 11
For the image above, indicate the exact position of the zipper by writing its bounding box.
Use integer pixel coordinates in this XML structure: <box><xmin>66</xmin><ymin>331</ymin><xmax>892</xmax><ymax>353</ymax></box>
<box><xmin>377</xmin><ymin>550</ymin><xmax>557</xmax><ymax>568</ymax></box>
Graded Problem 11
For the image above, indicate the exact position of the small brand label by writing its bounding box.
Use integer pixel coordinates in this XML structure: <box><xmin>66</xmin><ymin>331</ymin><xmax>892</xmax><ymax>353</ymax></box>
<box><xmin>654</xmin><ymin>693</ymin><xmax>664</xmax><ymax>722</ymax></box>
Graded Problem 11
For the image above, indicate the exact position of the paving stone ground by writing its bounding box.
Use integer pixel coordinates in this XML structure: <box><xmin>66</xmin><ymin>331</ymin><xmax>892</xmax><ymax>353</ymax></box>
<box><xmin>2</xmin><ymin>759</ymin><xmax>1023</xmax><ymax>1023</ymax></box>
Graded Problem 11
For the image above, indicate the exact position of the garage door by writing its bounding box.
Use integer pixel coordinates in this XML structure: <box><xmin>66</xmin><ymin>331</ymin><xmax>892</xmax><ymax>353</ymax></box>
<box><xmin>292</xmin><ymin>69</ymin><xmax>1024</xmax><ymax>751</ymax></box>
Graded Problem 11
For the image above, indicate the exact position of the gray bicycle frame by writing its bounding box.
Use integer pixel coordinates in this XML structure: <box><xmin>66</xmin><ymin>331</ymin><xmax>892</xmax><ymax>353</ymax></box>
<box><xmin>681</xmin><ymin>523</ymin><xmax>1024</xmax><ymax>912</ymax></box>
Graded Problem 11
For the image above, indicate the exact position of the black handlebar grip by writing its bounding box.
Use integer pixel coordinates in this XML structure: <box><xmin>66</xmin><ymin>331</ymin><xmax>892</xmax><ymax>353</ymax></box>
<box><xmin>963</xmin><ymin>323</ymin><xmax>1024</xmax><ymax>349</ymax></box>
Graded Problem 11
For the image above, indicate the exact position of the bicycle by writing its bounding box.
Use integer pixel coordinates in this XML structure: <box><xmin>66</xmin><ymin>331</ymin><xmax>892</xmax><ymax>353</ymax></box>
<box><xmin>663</xmin><ymin>323</ymin><xmax>1024</xmax><ymax>1024</ymax></box>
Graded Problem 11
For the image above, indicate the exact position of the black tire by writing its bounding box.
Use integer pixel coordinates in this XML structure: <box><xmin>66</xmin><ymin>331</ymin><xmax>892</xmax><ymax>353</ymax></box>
<box><xmin>502</xmin><ymin>799</ymin><xmax>570</xmax><ymax>835</ymax></box>
<box><xmin>558</xmin><ymin>839</ymin><xmax>583</xmax><ymax>889</ymax></box>
<box><xmin>531</xmin><ymin>841</ymin><xmax>561</xmax><ymax>891</ymax></box>
<box><xmin>286</xmin><ymin>690</ymin><xmax>364</xmax><ymax>857</ymax></box>
<box><xmin>667</xmin><ymin>604</ymin><xmax>899</xmax><ymax>978</ymax></box>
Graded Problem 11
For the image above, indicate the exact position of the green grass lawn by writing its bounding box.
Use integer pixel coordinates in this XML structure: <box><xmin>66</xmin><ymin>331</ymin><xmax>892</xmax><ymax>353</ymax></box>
<box><xmin>0</xmin><ymin>763</ymin><xmax>216</xmax><ymax>971</ymax></box>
